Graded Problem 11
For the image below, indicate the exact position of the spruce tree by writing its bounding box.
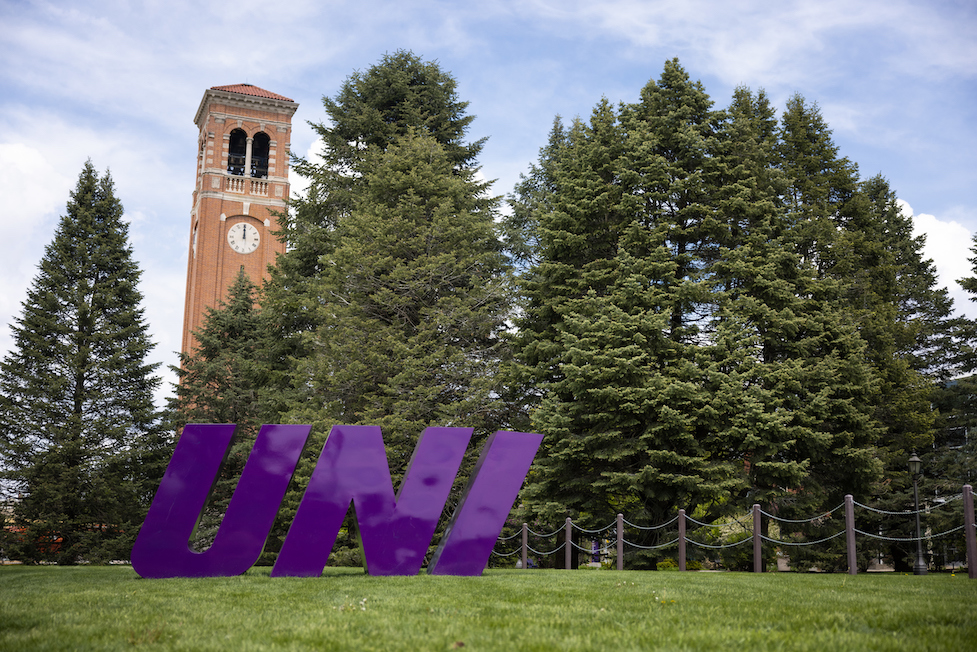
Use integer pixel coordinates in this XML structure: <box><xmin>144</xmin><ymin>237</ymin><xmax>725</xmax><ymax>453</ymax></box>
<box><xmin>511</xmin><ymin>64</ymin><xmax>894</xmax><ymax>570</ymax></box>
<box><xmin>772</xmin><ymin>96</ymin><xmax>885</xmax><ymax>506</ymax></box>
<box><xmin>170</xmin><ymin>267</ymin><xmax>293</xmax><ymax>555</ymax></box>
<box><xmin>172</xmin><ymin>267</ymin><xmax>288</xmax><ymax>429</ymax></box>
<box><xmin>777</xmin><ymin>94</ymin><xmax>860</xmax><ymax>275</ymax></box>
<box><xmin>288</xmin><ymin>129</ymin><xmax>513</xmax><ymax>476</ymax></box>
<box><xmin>512</xmin><ymin>63</ymin><xmax>741</xmax><ymax>549</ymax></box>
<box><xmin>259</xmin><ymin>54</ymin><xmax>514</xmax><ymax>565</ymax></box>
<box><xmin>621</xmin><ymin>57</ymin><xmax>723</xmax><ymax>342</ymax></box>
<box><xmin>273</xmin><ymin>49</ymin><xmax>485</xmax><ymax>305</ymax></box>
<box><xmin>706</xmin><ymin>86</ymin><xmax>810</xmax><ymax>509</ymax></box>
<box><xmin>266</xmin><ymin>49</ymin><xmax>493</xmax><ymax>384</ymax></box>
<box><xmin>0</xmin><ymin>161</ymin><xmax>165</xmax><ymax>564</ymax></box>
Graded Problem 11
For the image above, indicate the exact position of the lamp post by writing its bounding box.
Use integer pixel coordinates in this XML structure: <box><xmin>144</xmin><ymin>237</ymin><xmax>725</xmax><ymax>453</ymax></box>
<box><xmin>908</xmin><ymin>452</ymin><xmax>927</xmax><ymax>575</ymax></box>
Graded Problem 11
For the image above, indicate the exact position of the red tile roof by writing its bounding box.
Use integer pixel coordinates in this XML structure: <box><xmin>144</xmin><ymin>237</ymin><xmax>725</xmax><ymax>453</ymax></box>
<box><xmin>210</xmin><ymin>84</ymin><xmax>294</xmax><ymax>103</ymax></box>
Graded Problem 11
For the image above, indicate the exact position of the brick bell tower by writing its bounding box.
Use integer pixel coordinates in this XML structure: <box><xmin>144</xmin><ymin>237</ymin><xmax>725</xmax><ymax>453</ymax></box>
<box><xmin>182</xmin><ymin>84</ymin><xmax>299</xmax><ymax>355</ymax></box>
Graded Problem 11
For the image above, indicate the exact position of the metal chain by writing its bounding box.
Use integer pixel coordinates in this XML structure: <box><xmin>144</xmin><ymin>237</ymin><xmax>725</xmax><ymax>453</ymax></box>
<box><xmin>622</xmin><ymin>515</ymin><xmax>680</xmax><ymax>531</ymax></box>
<box><xmin>526</xmin><ymin>526</ymin><xmax>564</xmax><ymax>538</ymax></box>
<box><xmin>851</xmin><ymin>498</ymin><xmax>962</xmax><ymax>516</ymax></box>
<box><xmin>684</xmin><ymin>537</ymin><xmax>752</xmax><ymax>550</ymax></box>
<box><xmin>570</xmin><ymin>540</ymin><xmax>613</xmax><ymax>554</ymax></box>
<box><xmin>622</xmin><ymin>537</ymin><xmax>679</xmax><ymax>550</ymax></box>
<box><xmin>852</xmin><ymin>501</ymin><xmax>916</xmax><ymax>516</ymax></box>
<box><xmin>527</xmin><ymin>542</ymin><xmax>566</xmax><ymax>556</ymax></box>
<box><xmin>496</xmin><ymin>531</ymin><xmax>522</xmax><ymax>542</ymax></box>
<box><xmin>855</xmin><ymin>524</ymin><xmax>967</xmax><ymax>543</ymax></box>
<box><xmin>569</xmin><ymin>520</ymin><xmax>616</xmax><ymax>535</ymax></box>
<box><xmin>760</xmin><ymin>502</ymin><xmax>845</xmax><ymax>524</ymax></box>
<box><xmin>686</xmin><ymin>514</ymin><xmax>754</xmax><ymax>533</ymax></box>
<box><xmin>760</xmin><ymin>531</ymin><xmax>846</xmax><ymax>546</ymax></box>
<box><xmin>684</xmin><ymin>515</ymin><xmax>714</xmax><ymax>528</ymax></box>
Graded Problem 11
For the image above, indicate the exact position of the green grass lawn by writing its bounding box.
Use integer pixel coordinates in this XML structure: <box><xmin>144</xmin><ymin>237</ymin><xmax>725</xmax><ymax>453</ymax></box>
<box><xmin>0</xmin><ymin>566</ymin><xmax>974</xmax><ymax>651</ymax></box>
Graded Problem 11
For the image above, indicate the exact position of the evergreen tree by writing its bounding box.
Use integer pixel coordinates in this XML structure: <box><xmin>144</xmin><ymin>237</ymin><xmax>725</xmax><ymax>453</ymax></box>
<box><xmin>0</xmin><ymin>161</ymin><xmax>165</xmax><ymax>564</ymax></box>
<box><xmin>502</xmin><ymin>116</ymin><xmax>568</xmax><ymax>270</ymax></box>
<box><xmin>266</xmin><ymin>49</ymin><xmax>492</xmax><ymax>384</ymax></box>
<box><xmin>274</xmin><ymin>49</ymin><xmax>485</xmax><ymax>300</ymax></box>
<box><xmin>318</xmin><ymin>49</ymin><xmax>483</xmax><ymax>172</ymax></box>
<box><xmin>512</xmin><ymin>63</ymin><xmax>740</xmax><ymax>549</ymax></box>
<box><xmin>510</xmin><ymin>64</ymin><xmax>893</xmax><ymax>570</ymax></box>
<box><xmin>258</xmin><ymin>53</ymin><xmax>513</xmax><ymax>565</ymax></box>
<box><xmin>288</xmin><ymin>130</ymin><xmax>513</xmax><ymax>476</ymax></box>
<box><xmin>169</xmin><ymin>267</ymin><xmax>293</xmax><ymax>555</ymax></box>
<box><xmin>706</xmin><ymin>86</ymin><xmax>811</xmax><ymax>510</ymax></box>
<box><xmin>171</xmin><ymin>267</ymin><xmax>288</xmax><ymax>428</ymax></box>
<box><xmin>958</xmin><ymin>234</ymin><xmax>977</xmax><ymax>305</ymax></box>
<box><xmin>777</xmin><ymin>94</ymin><xmax>860</xmax><ymax>275</ymax></box>
<box><xmin>621</xmin><ymin>58</ymin><xmax>723</xmax><ymax>343</ymax></box>
<box><xmin>769</xmin><ymin>96</ymin><xmax>885</xmax><ymax>510</ymax></box>
<box><xmin>831</xmin><ymin>177</ymin><xmax>952</xmax><ymax>452</ymax></box>
<box><xmin>912</xmin><ymin>237</ymin><xmax>977</xmax><ymax>571</ymax></box>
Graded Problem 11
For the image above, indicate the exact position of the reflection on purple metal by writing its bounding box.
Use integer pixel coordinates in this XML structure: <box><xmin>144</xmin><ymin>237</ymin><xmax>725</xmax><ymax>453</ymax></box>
<box><xmin>131</xmin><ymin>423</ymin><xmax>310</xmax><ymax>578</ymax></box>
<box><xmin>428</xmin><ymin>430</ymin><xmax>544</xmax><ymax>576</ymax></box>
<box><xmin>271</xmin><ymin>425</ymin><xmax>471</xmax><ymax>577</ymax></box>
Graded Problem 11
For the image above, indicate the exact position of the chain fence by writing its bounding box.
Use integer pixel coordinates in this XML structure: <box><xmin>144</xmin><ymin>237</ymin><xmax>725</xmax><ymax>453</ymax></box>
<box><xmin>491</xmin><ymin>484</ymin><xmax>977</xmax><ymax>578</ymax></box>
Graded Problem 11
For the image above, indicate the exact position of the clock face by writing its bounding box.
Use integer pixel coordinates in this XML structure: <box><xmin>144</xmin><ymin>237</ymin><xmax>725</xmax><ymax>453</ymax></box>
<box><xmin>227</xmin><ymin>222</ymin><xmax>260</xmax><ymax>254</ymax></box>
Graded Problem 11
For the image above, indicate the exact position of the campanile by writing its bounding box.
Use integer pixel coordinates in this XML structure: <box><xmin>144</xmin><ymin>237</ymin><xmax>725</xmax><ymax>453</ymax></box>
<box><xmin>181</xmin><ymin>84</ymin><xmax>299</xmax><ymax>355</ymax></box>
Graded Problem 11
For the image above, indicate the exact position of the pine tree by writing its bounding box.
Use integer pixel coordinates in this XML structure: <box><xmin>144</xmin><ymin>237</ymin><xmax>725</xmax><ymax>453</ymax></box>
<box><xmin>0</xmin><ymin>161</ymin><xmax>165</xmax><ymax>564</ymax></box>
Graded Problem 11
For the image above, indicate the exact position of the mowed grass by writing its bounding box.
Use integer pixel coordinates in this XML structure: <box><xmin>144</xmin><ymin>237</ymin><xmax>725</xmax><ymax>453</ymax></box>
<box><xmin>1</xmin><ymin>566</ymin><xmax>974</xmax><ymax>651</ymax></box>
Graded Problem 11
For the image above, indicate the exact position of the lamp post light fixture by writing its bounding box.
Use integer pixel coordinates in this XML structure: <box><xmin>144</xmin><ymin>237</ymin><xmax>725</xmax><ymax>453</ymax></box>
<box><xmin>908</xmin><ymin>452</ymin><xmax>927</xmax><ymax>575</ymax></box>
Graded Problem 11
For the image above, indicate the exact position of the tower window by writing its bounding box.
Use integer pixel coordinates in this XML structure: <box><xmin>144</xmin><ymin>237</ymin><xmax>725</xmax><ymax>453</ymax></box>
<box><xmin>251</xmin><ymin>132</ymin><xmax>270</xmax><ymax>178</ymax></box>
<box><xmin>228</xmin><ymin>129</ymin><xmax>247</xmax><ymax>176</ymax></box>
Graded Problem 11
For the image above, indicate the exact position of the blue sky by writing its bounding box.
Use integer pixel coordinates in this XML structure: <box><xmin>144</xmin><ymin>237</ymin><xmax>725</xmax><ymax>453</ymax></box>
<box><xmin>1</xmin><ymin>0</ymin><xmax>975</xmax><ymax>406</ymax></box>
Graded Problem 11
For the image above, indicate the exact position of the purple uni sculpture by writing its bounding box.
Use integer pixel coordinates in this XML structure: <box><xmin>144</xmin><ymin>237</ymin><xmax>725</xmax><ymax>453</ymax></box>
<box><xmin>131</xmin><ymin>424</ymin><xmax>542</xmax><ymax>579</ymax></box>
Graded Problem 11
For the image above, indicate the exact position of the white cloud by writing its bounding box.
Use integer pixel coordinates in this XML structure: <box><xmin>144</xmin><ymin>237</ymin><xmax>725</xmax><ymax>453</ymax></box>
<box><xmin>902</xmin><ymin>200</ymin><xmax>976</xmax><ymax>319</ymax></box>
<box><xmin>514</xmin><ymin>0</ymin><xmax>976</xmax><ymax>85</ymax></box>
<box><xmin>0</xmin><ymin>143</ymin><xmax>74</xmax><ymax>357</ymax></box>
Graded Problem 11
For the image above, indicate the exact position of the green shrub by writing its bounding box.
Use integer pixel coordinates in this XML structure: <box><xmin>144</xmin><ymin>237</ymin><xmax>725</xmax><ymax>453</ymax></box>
<box><xmin>656</xmin><ymin>559</ymin><xmax>679</xmax><ymax>571</ymax></box>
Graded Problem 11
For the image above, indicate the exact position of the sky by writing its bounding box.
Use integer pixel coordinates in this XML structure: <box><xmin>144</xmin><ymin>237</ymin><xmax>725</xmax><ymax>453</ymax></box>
<box><xmin>1</xmin><ymin>0</ymin><xmax>975</xmax><ymax>407</ymax></box>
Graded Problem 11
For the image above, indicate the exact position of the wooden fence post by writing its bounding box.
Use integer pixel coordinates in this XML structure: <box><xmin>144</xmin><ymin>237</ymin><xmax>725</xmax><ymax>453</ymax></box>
<box><xmin>521</xmin><ymin>523</ymin><xmax>528</xmax><ymax>570</ymax></box>
<box><xmin>678</xmin><ymin>509</ymin><xmax>686</xmax><ymax>571</ymax></box>
<box><xmin>964</xmin><ymin>485</ymin><xmax>976</xmax><ymax>580</ymax></box>
<box><xmin>617</xmin><ymin>513</ymin><xmax>624</xmax><ymax>571</ymax></box>
<box><xmin>753</xmin><ymin>504</ymin><xmax>762</xmax><ymax>573</ymax></box>
<box><xmin>565</xmin><ymin>517</ymin><xmax>572</xmax><ymax>570</ymax></box>
<box><xmin>845</xmin><ymin>495</ymin><xmax>857</xmax><ymax>575</ymax></box>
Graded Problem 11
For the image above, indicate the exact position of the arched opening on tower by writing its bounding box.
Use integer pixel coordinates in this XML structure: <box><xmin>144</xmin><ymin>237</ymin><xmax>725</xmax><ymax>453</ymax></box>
<box><xmin>251</xmin><ymin>132</ymin><xmax>270</xmax><ymax>178</ymax></box>
<box><xmin>228</xmin><ymin>129</ymin><xmax>247</xmax><ymax>176</ymax></box>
